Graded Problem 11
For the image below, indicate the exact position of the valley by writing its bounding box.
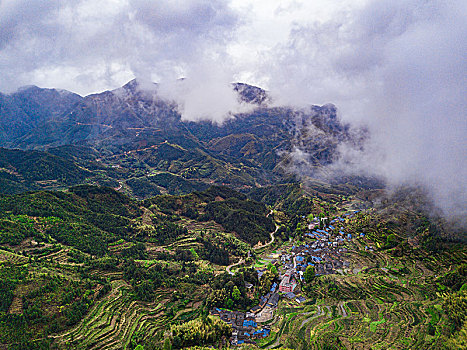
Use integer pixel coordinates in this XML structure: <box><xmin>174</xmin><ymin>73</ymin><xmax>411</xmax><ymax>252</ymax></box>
<box><xmin>0</xmin><ymin>81</ymin><xmax>465</xmax><ymax>350</ymax></box>
<box><xmin>0</xmin><ymin>183</ymin><xmax>464</xmax><ymax>349</ymax></box>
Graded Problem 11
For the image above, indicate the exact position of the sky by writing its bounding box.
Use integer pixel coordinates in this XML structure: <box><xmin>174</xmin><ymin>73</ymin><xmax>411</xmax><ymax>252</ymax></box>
<box><xmin>0</xmin><ymin>0</ymin><xmax>466</xmax><ymax>220</ymax></box>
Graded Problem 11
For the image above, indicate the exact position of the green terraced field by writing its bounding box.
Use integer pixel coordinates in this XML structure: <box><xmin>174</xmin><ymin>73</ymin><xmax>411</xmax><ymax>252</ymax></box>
<box><xmin>255</xmin><ymin>248</ymin><xmax>466</xmax><ymax>350</ymax></box>
<box><xmin>54</xmin><ymin>280</ymin><xmax>171</xmax><ymax>349</ymax></box>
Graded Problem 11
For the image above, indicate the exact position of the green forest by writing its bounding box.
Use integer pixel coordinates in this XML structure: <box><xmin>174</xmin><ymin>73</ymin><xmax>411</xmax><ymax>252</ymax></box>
<box><xmin>0</xmin><ymin>181</ymin><xmax>464</xmax><ymax>349</ymax></box>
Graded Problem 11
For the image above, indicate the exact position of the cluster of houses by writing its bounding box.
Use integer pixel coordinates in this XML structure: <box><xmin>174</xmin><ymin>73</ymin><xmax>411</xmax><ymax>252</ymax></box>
<box><xmin>210</xmin><ymin>308</ymin><xmax>271</xmax><ymax>346</ymax></box>
<box><xmin>277</xmin><ymin>211</ymin><xmax>367</xmax><ymax>282</ymax></box>
<box><xmin>210</xmin><ymin>273</ymin><xmax>302</xmax><ymax>345</ymax></box>
<box><xmin>210</xmin><ymin>210</ymin><xmax>368</xmax><ymax>346</ymax></box>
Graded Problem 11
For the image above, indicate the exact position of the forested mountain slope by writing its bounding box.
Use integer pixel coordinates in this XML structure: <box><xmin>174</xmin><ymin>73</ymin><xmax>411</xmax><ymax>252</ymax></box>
<box><xmin>0</xmin><ymin>81</ymin><xmax>361</xmax><ymax>194</ymax></box>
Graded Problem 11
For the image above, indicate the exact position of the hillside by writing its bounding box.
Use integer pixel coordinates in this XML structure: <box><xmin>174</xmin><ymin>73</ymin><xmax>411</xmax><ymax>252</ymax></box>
<box><xmin>0</xmin><ymin>182</ymin><xmax>465</xmax><ymax>349</ymax></box>
<box><xmin>0</xmin><ymin>81</ymin><xmax>360</xmax><ymax>194</ymax></box>
<box><xmin>0</xmin><ymin>147</ymin><xmax>92</xmax><ymax>194</ymax></box>
<box><xmin>0</xmin><ymin>82</ymin><xmax>465</xmax><ymax>350</ymax></box>
<box><xmin>0</xmin><ymin>185</ymin><xmax>278</xmax><ymax>348</ymax></box>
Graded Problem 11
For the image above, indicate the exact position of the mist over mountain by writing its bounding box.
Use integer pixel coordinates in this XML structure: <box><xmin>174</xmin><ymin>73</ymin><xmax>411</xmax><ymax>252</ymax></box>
<box><xmin>0</xmin><ymin>3</ymin><xmax>466</xmax><ymax>349</ymax></box>
<box><xmin>1</xmin><ymin>77</ymin><xmax>464</xmax><ymax>228</ymax></box>
<box><xmin>0</xmin><ymin>80</ymin><xmax>374</xmax><ymax>200</ymax></box>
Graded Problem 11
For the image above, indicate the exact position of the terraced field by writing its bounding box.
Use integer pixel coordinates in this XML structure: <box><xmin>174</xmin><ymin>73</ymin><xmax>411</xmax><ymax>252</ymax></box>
<box><xmin>257</xmin><ymin>259</ymin><xmax>456</xmax><ymax>350</ymax></box>
<box><xmin>261</xmin><ymin>301</ymin><xmax>438</xmax><ymax>349</ymax></box>
<box><xmin>54</xmin><ymin>280</ymin><xmax>171</xmax><ymax>349</ymax></box>
<box><xmin>0</xmin><ymin>248</ymin><xmax>28</xmax><ymax>264</ymax></box>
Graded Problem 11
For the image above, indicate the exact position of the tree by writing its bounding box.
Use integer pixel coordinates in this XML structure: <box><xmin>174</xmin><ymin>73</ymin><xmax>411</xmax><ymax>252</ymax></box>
<box><xmin>304</xmin><ymin>265</ymin><xmax>315</xmax><ymax>284</ymax></box>
<box><xmin>267</xmin><ymin>262</ymin><xmax>278</xmax><ymax>275</ymax></box>
<box><xmin>232</xmin><ymin>286</ymin><xmax>241</xmax><ymax>301</ymax></box>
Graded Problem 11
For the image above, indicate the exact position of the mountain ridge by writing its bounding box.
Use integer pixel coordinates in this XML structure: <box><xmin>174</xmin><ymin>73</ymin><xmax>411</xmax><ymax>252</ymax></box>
<box><xmin>0</xmin><ymin>80</ymin><xmax>363</xmax><ymax>195</ymax></box>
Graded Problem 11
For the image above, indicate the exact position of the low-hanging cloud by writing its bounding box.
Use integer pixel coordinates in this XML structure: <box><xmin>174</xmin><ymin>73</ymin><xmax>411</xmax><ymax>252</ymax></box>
<box><xmin>261</xmin><ymin>0</ymin><xmax>467</xmax><ymax>221</ymax></box>
<box><xmin>0</xmin><ymin>0</ymin><xmax>240</xmax><ymax>97</ymax></box>
<box><xmin>0</xmin><ymin>0</ymin><xmax>465</xmax><ymax>221</ymax></box>
<box><xmin>0</xmin><ymin>0</ymin><xmax>246</xmax><ymax>121</ymax></box>
<box><xmin>156</xmin><ymin>61</ymin><xmax>255</xmax><ymax>123</ymax></box>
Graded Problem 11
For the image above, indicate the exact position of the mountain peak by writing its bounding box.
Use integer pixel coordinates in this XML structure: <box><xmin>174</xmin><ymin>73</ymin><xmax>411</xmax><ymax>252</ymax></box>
<box><xmin>110</xmin><ymin>79</ymin><xmax>158</xmax><ymax>99</ymax></box>
<box><xmin>232</xmin><ymin>82</ymin><xmax>269</xmax><ymax>105</ymax></box>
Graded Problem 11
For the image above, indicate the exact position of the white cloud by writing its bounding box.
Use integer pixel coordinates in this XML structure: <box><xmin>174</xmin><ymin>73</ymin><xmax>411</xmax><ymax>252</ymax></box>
<box><xmin>259</xmin><ymin>0</ymin><xmax>466</xmax><ymax>220</ymax></box>
<box><xmin>0</xmin><ymin>0</ymin><xmax>465</xmax><ymax>220</ymax></box>
<box><xmin>0</xmin><ymin>0</ymin><xmax>241</xmax><ymax>96</ymax></box>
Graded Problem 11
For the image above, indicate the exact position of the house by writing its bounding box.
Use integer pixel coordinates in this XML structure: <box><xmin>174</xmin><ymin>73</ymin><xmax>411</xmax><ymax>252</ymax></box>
<box><xmin>243</xmin><ymin>319</ymin><xmax>257</xmax><ymax>328</ymax></box>
<box><xmin>285</xmin><ymin>292</ymin><xmax>296</xmax><ymax>299</ymax></box>
<box><xmin>295</xmin><ymin>296</ymin><xmax>306</xmax><ymax>304</ymax></box>
<box><xmin>211</xmin><ymin>308</ymin><xmax>221</xmax><ymax>316</ymax></box>
<box><xmin>232</xmin><ymin>330</ymin><xmax>238</xmax><ymax>345</ymax></box>
<box><xmin>252</xmin><ymin>328</ymin><xmax>270</xmax><ymax>339</ymax></box>
<box><xmin>250</xmin><ymin>305</ymin><xmax>261</xmax><ymax>313</ymax></box>
<box><xmin>267</xmin><ymin>293</ymin><xmax>279</xmax><ymax>307</ymax></box>
<box><xmin>279</xmin><ymin>271</ymin><xmax>296</xmax><ymax>293</ymax></box>
<box><xmin>311</xmin><ymin>256</ymin><xmax>322</xmax><ymax>263</ymax></box>
<box><xmin>235</xmin><ymin>314</ymin><xmax>245</xmax><ymax>327</ymax></box>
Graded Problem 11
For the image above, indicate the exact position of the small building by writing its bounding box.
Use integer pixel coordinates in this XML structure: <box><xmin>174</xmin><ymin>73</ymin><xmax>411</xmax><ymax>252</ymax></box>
<box><xmin>243</xmin><ymin>319</ymin><xmax>257</xmax><ymax>328</ymax></box>
<box><xmin>267</xmin><ymin>293</ymin><xmax>279</xmax><ymax>308</ymax></box>
<box><xmin>295</xmin><ymin>255</ymin><xmax>304</xmax><ymax>263</ymax></box>
<box><xmin>279</xmin><ymin>271</ymin><xmax>296</xmax><ymax>293</ymax></box>
<box><xmin>295</xmin><ymin>296</ymin><xmax>306</xmax><ymax>304</ymax></box>
<box><xmin>311</xmin><ymin>256</ymin><xmax>322</xmax><ymax>263</ymax></box>
<box><xmin>250</xmin><ymin>305</ymin><xmax>261</xmax><ymax>313</ymax></box>
<box><xmin>252</xmin><ymin>328</ymin><xmax>270</xmax><ymax>339</ymax></box>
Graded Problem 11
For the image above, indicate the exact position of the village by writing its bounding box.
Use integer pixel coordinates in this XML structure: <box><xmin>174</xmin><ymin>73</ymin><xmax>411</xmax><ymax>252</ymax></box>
<box><xmin>211</xmin><ymin>210</ymin><xmax>373</xmax><ymax>346</ymax></box>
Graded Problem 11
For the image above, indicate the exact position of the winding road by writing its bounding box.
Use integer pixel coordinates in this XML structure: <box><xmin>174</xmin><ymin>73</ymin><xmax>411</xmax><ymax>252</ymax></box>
<box><xmin>226</xmin><ymin>258</ymin><xmax>244</xmax><ymax>275</ymax></box>
<box><xmin>226</xmin><ymin>210</ymin><xmax>278</xmax><ymax>274</ymax></box>
<box><xmin>253</xmin><ymin>210</ymin><xmax>279</xmax><ymax>251</ymax></box>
